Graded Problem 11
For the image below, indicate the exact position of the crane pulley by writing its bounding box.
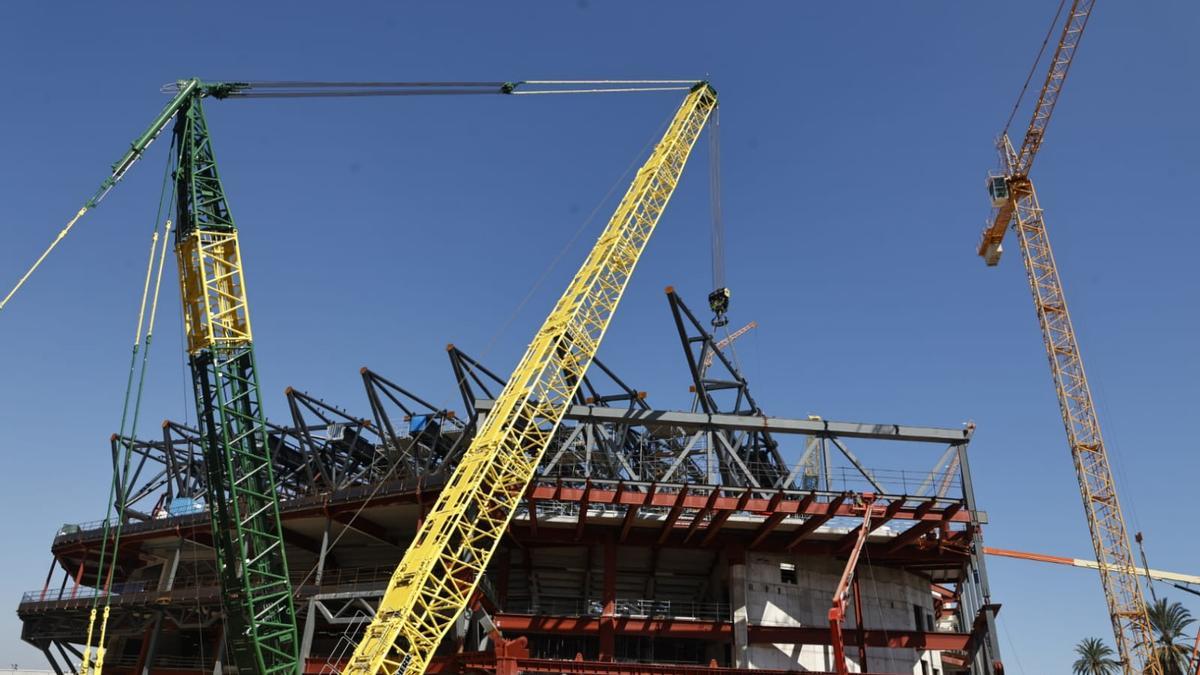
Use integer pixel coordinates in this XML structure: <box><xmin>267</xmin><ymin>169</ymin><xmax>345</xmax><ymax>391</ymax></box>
<box><xmin>976</xmin><ymin>2</ymin><xmax>1159</xmax><ymax>673</ymax></box>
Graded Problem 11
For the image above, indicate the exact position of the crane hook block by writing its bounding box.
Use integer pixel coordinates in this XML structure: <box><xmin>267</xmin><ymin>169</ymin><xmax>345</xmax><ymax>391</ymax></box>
<box><xmin>708</xmin><ymin>287</ymin><xmax>731</xmax><ymax>327</ymax></box>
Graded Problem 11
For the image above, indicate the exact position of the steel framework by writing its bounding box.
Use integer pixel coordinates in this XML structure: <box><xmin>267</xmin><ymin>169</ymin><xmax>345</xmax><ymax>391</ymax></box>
<box><xmin>23</xmin><ymin>321</ymin><xmax>1004</xmax><ymax>673</ymax></box>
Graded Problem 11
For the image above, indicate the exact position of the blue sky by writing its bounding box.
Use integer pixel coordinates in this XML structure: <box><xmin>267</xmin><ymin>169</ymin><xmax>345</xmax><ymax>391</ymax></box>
<box><xmin>1</xmin><ymin>2</ymin><xmax>1197</xmax><ymax>672</ymax></box>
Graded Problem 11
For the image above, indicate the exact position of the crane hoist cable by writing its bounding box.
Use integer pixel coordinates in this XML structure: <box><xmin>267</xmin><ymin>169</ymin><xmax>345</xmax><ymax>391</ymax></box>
<box><xmin>706</xmin><ymin>107</ymin><xmax>731</xmax><ymax>327</ymax></box>
<box><xmin>1001</xmin><ymin>0</ymin><xmax>1069</xmax><ymax>136</ymax></box>
<box><xmin>80</xmin><ymin>169</ymin><xmax>175</xmax><ymax>675</ymax></box>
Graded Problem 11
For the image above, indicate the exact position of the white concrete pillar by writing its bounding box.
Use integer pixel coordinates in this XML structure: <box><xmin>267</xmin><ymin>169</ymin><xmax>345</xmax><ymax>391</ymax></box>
<box><xmin>729</xmin><ymin>559</ymin><xmax>750</xmax><ymax>669</ymax></box>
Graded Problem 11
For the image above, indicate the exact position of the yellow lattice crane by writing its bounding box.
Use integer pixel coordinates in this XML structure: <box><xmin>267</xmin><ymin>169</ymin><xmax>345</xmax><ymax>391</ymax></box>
<box><xmin>343</xmin><ymin>83</ymin><xmax>718</xmax><ymax>675</ymax></box>
<box><xmin>977</xmin><ymin>3</ymin><xmax>1159</xmax><ymax>673</ymax></box>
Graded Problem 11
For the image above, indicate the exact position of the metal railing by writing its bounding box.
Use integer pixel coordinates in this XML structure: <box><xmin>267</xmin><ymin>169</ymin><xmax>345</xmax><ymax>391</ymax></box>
<box><xmin>503</xmin><ymin>597</ymin><xmax>729</xmax><ymax>622</ymax></box>
<box><xmin>21</xmin><ymin>580</ymin><xmax>151</xmax><ymax>604</ymax></box>
<box><xmin>19</xmin><ymin>564</ymin><xmax>401</xmax><ymax>608</ymax></box>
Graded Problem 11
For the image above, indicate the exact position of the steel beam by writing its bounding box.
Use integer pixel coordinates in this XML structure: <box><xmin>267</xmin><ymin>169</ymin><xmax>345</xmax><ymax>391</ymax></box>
<box><xmin>475</xmin><ymin>400</ymin><xmax>973</xmax><ymax>444</ymax></box>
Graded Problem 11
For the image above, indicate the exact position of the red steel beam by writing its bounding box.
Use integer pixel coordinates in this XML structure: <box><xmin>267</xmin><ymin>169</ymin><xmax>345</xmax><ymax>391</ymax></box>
<box><xmin>682</xmin><ymin>489</ymin><xmax>721</xmax><ymax>542</ymax></box>
<box><xmin>620</xmin><ymin>483</ymin><xmax>652</xmax><ymax>543</ymax></box>
<box><xmin>656</xmin><ymin>487</ymin><xmax>690</xmax><ymax>545</ymax></box>
<box><xmin>442</xmin><ymin>655</ymin><xmax>815</xmax><ymax>675</ymax></box>
<box><xmin>701</xmin><ymin>490</ymin><xmax>752</xmax><ymax>546</ymax></box>
<box><xmin>835</xmin><ymin>497</ymin><xmax>905</xmax><ymax>554</ymax></box>
<box><xmin>528</xmin><ymin>484</ymin><xmax>968</xmax><ymax>525</ymax></box>
<box><xmin>786</xmin><ymin>493</ymin><xmax>848</xmax><ymax>551</ymax></box>
<box><xmin>885</xmin><ymin>502</ymin><xmax>962</xmax><ymax>554</ymax></box>
<box><xmin>575</xmin><ymin>482</ymin><xmax>592</xmax><ymax>541</ymax></box>
<box><xmin>493</xmin><ymin>614</ymin><xmax>973</xmax><ymax>651</ymax></box>
<box><xmin>53</xmin><ymin>481</ymin><xmax>970</xmax><ymax>558</ymax></box>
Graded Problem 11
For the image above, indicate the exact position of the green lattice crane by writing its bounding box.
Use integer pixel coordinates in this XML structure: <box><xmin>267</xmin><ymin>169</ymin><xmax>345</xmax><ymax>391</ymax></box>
<box><xmin>172</xmin><ymin>91</ymin><xmax>301</xmax><ymax>675</ymax></box>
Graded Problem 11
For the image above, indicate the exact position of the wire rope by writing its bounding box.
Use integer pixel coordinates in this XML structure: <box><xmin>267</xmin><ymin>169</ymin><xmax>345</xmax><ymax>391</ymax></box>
<box><xmin>80</xmin><ymin>148</ymin><xmax>176</xmax><ymax>675</ymax></box>
<box><xmin>1002</xmin><ymin>0</ymin><xmax>1069</xmax><ymax>136</ymax></box>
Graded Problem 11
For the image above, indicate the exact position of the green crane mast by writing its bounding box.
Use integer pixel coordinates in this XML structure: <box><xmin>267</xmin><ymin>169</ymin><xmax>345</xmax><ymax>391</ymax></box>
<box><xmin>171</xmin><ymin>92</ymin><xmax>300</xmax><ymax>675</ymax></box>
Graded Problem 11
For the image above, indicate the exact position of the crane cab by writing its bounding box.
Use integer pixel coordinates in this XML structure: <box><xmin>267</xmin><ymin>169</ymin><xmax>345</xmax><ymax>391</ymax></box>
<box><xmin>987</xmin><ymin>175</ymin><xmax>1010</xmax><ymax>208</ymax></box>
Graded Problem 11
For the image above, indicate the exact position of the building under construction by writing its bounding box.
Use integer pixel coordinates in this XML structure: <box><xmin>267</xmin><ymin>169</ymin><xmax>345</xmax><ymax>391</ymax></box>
<box><xmin>7</xmin><ymin>1</ymin><xmax>1183</xmax><ymax>672</ymax></box>
<box><xmin>16</xmin><ymin>283</ymin><xmax>1004</xmax><ymax>675</ymax></box>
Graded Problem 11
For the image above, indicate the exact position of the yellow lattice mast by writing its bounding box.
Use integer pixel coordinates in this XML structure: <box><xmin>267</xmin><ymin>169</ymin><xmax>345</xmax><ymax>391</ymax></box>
<box><xmin>977</xmin><ymin>3</ymin><xmax>1159</xmax><ymax>672</ymax></box>
<box><xmin>342</xmin><ymin>82</ymin><xmax>717</xmax><ymax>675</ymax></box>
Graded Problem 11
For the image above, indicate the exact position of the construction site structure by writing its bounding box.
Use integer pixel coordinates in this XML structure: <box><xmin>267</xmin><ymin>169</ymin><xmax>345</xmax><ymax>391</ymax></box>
<box><xmin>18</xmin><ymin>304</ymin><xmax>1004</xmax><ymax>673</ymax></box>
<box><xmin>9</xmin><ymin>78</ymin><xmax>1007</xmax><ymax>675</ymax></box>
<box><xmin>975</xmin><ymin>2</ymin><xmax>1158</xmax><ymax>672</ymax></box>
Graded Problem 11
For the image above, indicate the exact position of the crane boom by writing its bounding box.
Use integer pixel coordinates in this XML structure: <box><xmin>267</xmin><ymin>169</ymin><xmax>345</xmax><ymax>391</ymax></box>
<box><xmin>984</xmin><ymin>546</ymin><xmax>1200</xmax><ymax>586</ymax></box>
<box><xmin>1005</xmin><ymin>169</ymin><xmax>1157</xmax><ymax>672</ymax></box>
<box><xmin>977</xmin><ymin>0</ymin><xmax>1095</xmax><ymax>264</ymax></box>
<box><xmin>343</xmin><ymin>82</ymin><xmax>718</xmax><ymax>675</ymax></box>
<box><xmin>976</xmin><ymin>3</ymin><xmax>1158</xmax><ymax>672</ymax></box>
<box><xmin>701</xmin><ymin>320</ymin><xmax>757</xmax><ymax>373</ymax></box>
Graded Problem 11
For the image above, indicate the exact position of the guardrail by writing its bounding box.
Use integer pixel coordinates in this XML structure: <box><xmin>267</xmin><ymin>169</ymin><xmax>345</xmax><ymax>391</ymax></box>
<box><xmin>21</xmin><ymin>580</ymin><xmax>151</xmax><ymax>604</ymax></box>
<box><xmin>502</xmin><ymin>597</ymin><xmax>730</xmax><ymax>622</ymax></box>
<box><xmin>19</xmin><ymin>564</ymin><xmax>401</xmax><ymax>609</ymax></box>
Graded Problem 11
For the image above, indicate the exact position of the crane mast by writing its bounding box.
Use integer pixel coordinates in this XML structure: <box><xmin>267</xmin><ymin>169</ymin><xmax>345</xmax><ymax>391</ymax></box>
<box><xmin>976</xmin><ymin>3</ymin><xmax>1159</xmax><ymax>672</ymax></box>
<box><xmin>344</xmin><ymin>82</ymin><xmax>718</xmax><ymax>675</ymax></box>
<box><xmin>173</xmin><ymin>94</ymin><xmax>300</xmax><ymax>675</ymax></box>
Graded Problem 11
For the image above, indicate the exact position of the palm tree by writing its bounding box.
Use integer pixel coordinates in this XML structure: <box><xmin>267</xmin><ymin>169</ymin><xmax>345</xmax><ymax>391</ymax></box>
<box><xmin>1074</xmin><ymin>637</ymin><xmax>1121</xmax><ymax>675</ymax></box>
<box><xmin>1143</xmin><ymin>598</ymin><xmax>1196</xmax><ymax>675</ymax></box>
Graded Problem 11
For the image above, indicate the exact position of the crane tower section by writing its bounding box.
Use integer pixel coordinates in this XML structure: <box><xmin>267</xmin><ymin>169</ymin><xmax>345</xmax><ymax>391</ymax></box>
<box><xmin>976</xmin><ymin>1</ymin><xmax>1159</xmax><ymax>671</ymax></box>
<box><xmin>344</xmin><ymin>82</ymin><xmax>718</xmax><ymax>675</ymax></box>
<box><xmin>997</xmin><ymin>137</ymin><xmax>1158</xmax><ymax>673</ymax></box>
<box><xmin>173</xmin><ymin>96</ymin><xmax>300</xmax><ymax>675</ymax></box>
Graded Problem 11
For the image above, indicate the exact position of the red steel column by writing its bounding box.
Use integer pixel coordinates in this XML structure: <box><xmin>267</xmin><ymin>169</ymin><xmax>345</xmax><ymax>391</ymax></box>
<box><xmin>69</xmin><ymin>555</ymin><xmax>86</xmax><ymax>600</ymax></box>
<box><xmin>600</xmin><ymin>535</ymin><xmax>617</xmax><ymax>661</ymax></box>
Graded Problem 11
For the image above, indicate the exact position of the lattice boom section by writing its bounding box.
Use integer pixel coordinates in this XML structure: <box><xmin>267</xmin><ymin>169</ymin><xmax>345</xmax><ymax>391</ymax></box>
<box><xmin>1015</xmin><ymin>0</ymin><xmax>1096</xmax><ymax>174</ymax></box>
<box><xmin>1012</xmin><ymin>181</ymin><xmax>1158</xmax><ymax>675</ymax></box>
<box><xmin>343</xmin><ymin>85</ymin><xmax>717</xmax><ymax>675</ymax></box>
<box><xmin>175</xmin><ymin>95</ymin><xmax>299</xmax><ymax>675</ymax></box>
<box><xmin>177</xmin><ymin>229</ymin><xmax>252</xmax><ymax>355</ymax></box>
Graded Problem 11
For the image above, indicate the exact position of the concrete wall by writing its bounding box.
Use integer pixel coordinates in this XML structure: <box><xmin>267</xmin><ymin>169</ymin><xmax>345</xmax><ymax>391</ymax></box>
<box><xmin>734</xmin><ymin>553</ymin><xmax>944</xmax><ymax>674</ymax></box>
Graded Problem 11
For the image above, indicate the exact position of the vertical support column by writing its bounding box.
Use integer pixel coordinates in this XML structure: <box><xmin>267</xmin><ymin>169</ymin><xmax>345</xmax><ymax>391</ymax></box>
<box><xmin>301</xmin><ymin>517</ymin><xmax>334</xmax><ymax>664</ymax></box>
<box><xmin>599</xmin><ymin>535</ymin><xmax>617</xmax><ymax>661</ymax></box>
<box><xmin>212</xmin><ymin>626</ymin><xmax>226</xmax><ymax>675</ymax></box>
<box><xmin>158</xmin><ymin>542</ymin><xmax>182</xmax><ymax>592</ymax></box>
<box><xmin>134</xmin><ymin>615</ymin><xmax>163</xmax><ymax>675</ymax></box>
<box><xmin>956</xmin><ymin>440</ymin><xmax>1003</xmax><ymax>675</ymax></box>
<box><xmin>822</xmin><ymin>438</ymin><xmax>833</xmax><ymax>491</ymax></box>
<box><xmin>728</xmin><ymin>545</ymin><xmax>749</xmax><ymax>669</ymax></box>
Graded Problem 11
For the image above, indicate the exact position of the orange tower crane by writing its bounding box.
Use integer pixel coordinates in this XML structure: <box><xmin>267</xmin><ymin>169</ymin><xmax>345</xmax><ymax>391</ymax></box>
<box><xmin>976</xmin><ymin>2</ymin><xmax>1159</xmax><ymax>673</ymax></box>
